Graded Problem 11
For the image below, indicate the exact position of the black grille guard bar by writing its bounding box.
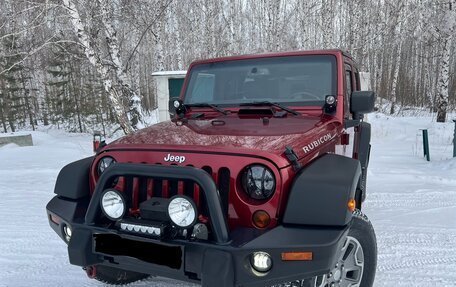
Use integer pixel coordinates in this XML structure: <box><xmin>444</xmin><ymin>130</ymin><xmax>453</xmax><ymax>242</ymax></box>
<box><xmin>84</xmin><ymin>163</ymin><xmax>230</xmax><ymax>244</ymax></box>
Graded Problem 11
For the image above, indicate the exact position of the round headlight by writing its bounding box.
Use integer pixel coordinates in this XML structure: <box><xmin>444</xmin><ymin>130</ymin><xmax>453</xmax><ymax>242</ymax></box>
<box><xmin>100</xmin><ymin>189</ymin><xmax>126</xmax><ymax>220</ymax></box>
<box><xmin>97</xmin><ymin>156</ymin><xmax>116</xmax><ymax>175</ymax></box>
<box><xmin>241</xmin><ymin>165</ymin><xmax>276</xmax><ymax>200</ymax></box>
<box><xmin>168</xmin><ymin>196</ymin><xmax>197</xmax><ymax>228</ymax></box>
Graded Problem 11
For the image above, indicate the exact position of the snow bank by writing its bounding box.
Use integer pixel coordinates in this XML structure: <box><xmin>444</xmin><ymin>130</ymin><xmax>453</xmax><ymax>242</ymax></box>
<box><xmin>0</xmin><ymin>143</ymin><xmax>20</xmax><ymax>149</ymax></box>
<box><xmin>0</xmin><ymin>131</ymin><xmax>32</xmax><ymax>138</ymax></box>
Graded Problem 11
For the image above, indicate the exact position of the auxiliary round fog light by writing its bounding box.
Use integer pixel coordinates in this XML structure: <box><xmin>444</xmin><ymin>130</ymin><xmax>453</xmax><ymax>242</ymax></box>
<box><xmin>100</xmin><ymin>189</ymin><xmax>126</xmax><ymax>221</ymax></box>
<box><xmin>250</xmin><ymin>252</ymin><xmax>272</xmax><ymax>273</ymax></box>
<box><xmin>168</xmin><ymin>196</ymin><xmax>197</xmax><ymax>228</ymax></box>
<box><xmin>63</xmin><ymin>224</ymin><xmax>72</xmax><ymax>242</ymax></box>
<box><xmin>326</xmin><ymin>95</ymin><xmax>336</xmax><ymax>105</ymax></box>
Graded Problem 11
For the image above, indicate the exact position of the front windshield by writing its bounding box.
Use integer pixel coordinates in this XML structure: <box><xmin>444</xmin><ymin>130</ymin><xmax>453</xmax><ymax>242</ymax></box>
<box><xmin>184</xmin><ymin>55</ymin><xmax>337</xmax><ymax>106</ymax></box>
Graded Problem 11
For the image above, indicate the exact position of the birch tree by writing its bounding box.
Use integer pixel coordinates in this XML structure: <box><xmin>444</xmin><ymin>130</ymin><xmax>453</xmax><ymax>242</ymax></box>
<box><xmin>435</xmin><ymin>0</ymin><xmax>455</xmax><ymax>122</ymax></box>
<box><xmin>61</xmin><ymin>0</ymin><xmax>135</xmax><ymax>134</ymax></box>
<box><xmin>387</xmin><ymin>1</ymin><xmax>405</xmax><ymax>114</ymax></box>
<box><xmin>99</xmin><ymin>0</ymin><xmax>146</xmax><ymax>130</ymax></box>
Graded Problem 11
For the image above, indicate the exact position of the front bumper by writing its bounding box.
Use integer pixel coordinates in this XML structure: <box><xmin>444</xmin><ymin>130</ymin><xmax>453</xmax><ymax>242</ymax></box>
<box><xmin>46</xmin><ymin>163</ymin><xmax>349</xmax><ymax>287</ymax></box>
<box><xmin>47</xmin><ymin>197</ymin><xmax>347</xmax><ymax>287</ymax></box>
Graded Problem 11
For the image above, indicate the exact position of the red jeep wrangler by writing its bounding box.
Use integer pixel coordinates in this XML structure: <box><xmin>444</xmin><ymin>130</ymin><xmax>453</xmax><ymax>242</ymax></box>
<box><xmin>46</xmin><ymin>50</ymin><xmax>377</xmax><ymax>287</ymax></box>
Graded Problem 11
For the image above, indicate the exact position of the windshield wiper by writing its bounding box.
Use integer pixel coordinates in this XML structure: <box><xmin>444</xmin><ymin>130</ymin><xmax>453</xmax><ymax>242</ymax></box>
<box><xmin>185</xmin><ymin>103</ymin><xmax>229</xmax><ymax>115</ymax></box>
<box><xmin>239</xmin><ymin>101</ymin><xmax>300</xmax><ymax>116</ymax></box>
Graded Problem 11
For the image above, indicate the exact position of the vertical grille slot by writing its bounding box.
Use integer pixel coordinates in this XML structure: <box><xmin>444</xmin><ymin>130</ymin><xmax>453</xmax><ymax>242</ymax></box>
<box><xmin>162</xmin><ymin>180</ymin><xmax>169</xmax><ymax>198</ymax></box>
<box><xmin>138</xmin><ymin>177</ymin><xmax>148</xmax><ymax>203</ymax></box>
<box><xmin>153</xmin><ymin>179</ymin><xmax>163</xmax><ymax>197</ymax></box>
<box><xmin>200</xmin><ymin>166</ymin><xmax>213</xmax><ymax>217</ymax></box>
<box><xmin>169</xmin><ymin>164</ymin><xmax>179</xmax><ymax>197</ymax></box>
<box><xmin>132</xmin><ymin>178</ymin><xmax>139</xmax><ymax>208</ymax></box>
<box><xmin>193</xmin><ymin>184</ymin><xmax>201</xmax><ymax>209</ymax></box>
<box><xmin>124</xmin><ymin>176</ymin><xmax>134</xmax><ymax>207</ymax></box>
<box><xmin>146</xmin><ymin>179</ymin><xmax>153</xmax><ymax>199</ymax></box>
<box><xmin>201</xmin><ymin>166</ymin><xmax>212</xmax><ymax>175</ymax></box>
<box><xmin>168</xmin><ymin>179</ymin><xmax>178</xmax><ymax>197</ymax></box>
<box><xmin>218</xmin><ymin>168</ymin><xmax>230</xmax><ymax>215</ymax></box>
<box><xmin>183</xmin><ymin>180</ymin><xmax>194</xmax><ymax>198</ymax></box>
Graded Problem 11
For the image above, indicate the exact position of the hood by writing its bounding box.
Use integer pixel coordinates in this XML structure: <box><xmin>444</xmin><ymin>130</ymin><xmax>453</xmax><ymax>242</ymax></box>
<box><xmin>107</xmin><ymin>115</ymin><xmax>340</xmax><ymax>167</ymax></box>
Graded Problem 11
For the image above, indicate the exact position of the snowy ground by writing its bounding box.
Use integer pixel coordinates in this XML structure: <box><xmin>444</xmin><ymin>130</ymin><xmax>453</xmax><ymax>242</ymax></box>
<box><xmin>364</xmin><ymin>113</ymin><xmax>456</xmax><ymax>286</ymax></box>
<box><xmin>1</xmin><ymin>114</ymin><xmax>456</xmax><ymax>287</ymax></box>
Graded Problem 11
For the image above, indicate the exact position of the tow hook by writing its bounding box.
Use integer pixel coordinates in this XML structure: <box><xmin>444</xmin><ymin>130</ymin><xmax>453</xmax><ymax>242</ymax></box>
<box><xmin>84</xmin><ymin>265</ymin><xmax>97</xmax><ymax>279</ymax></box>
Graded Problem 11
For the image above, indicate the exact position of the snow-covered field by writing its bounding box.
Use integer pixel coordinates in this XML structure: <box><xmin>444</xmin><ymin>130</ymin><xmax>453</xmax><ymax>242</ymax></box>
<box><xmin>364</xmin><ymin>114</ymin><xmax>456</xmax><ymax>286</ymax></box>
<box><xmin>1</xmin><ymin>114</ymin><xmax>456</xmax><ymax>287</ymax></box>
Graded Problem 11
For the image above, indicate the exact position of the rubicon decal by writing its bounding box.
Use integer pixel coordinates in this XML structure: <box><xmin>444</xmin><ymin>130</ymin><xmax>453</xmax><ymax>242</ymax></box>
<box><xmin>164</xmin><ymin>153</ymin><xmax>186</xmax><ymax>163</ymax></box>
<box><xmin>302</xmin><ymin>133</ymin><xmax>336</xmax><ymax>153</ymax></box>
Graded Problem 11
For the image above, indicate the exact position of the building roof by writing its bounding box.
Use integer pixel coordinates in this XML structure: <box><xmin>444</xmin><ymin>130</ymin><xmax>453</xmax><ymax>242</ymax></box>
<box><xmin>151</xmin><ymin>71</ymin><xmax>187</xmax><ymax>77</ymax></box>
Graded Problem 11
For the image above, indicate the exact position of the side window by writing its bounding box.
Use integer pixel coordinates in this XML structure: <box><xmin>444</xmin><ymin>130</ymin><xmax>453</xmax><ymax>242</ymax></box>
<box><xmin>345</xmin><ymin>71</ymin><xmax>352</xmax><ymax>96</ymax></box>
<box><xmin>344</xmin><ymin>64</ymin><xmax>353</xmax><ymax>118</ymax></box>
<box><xmin>354</xmin><ymin>69</ymin><xmax>360</xmax><ymax>91</ymax></box>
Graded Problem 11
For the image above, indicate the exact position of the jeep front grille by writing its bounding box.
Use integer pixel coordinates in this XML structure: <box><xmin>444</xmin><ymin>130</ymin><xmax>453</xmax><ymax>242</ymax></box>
<box><xmin>110</xmin><ymin>164</ymin><xmax>231</xmax><ymax>218</ymax></box>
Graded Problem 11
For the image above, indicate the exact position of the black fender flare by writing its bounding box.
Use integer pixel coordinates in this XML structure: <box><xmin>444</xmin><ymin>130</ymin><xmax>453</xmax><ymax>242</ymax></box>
<box><xmin>357</xmin><ymin>122</ymin><xmax>371</xmax><ymax>202</ymax></box>
<box><xmin>282</xmin><ymin>153</ymin><xmax>361</xmax><ymax>226</ymax></box>
<box><xmin>357</xmin><ymin>122</ymin><xmax>371</xmax><ymax>171</ymax></box>
<box><xmin>54</xmin><ymin>156</ymin><xmax>93</xmax><ymax>199</ymax></box>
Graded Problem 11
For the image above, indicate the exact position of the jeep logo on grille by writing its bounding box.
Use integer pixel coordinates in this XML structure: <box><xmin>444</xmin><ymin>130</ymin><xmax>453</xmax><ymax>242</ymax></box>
<box><xmin>164</xmin><ymin>153</ymin><xmax>186</xmax><ymax>164</ymax></box>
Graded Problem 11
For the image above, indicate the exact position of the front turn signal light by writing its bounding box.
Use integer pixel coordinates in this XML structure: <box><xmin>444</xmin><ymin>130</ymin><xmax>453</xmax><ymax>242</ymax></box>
<box><xmin>281</xmin><ymin>251</ymin><xmax>313</xmax><ymax>261</ymax></box>
<box><xmin>348</xmin><ymin>198</ymin><xmax>356</xmax><ymax>212</ymax></box>
<box><xmin>253</xmin><ymin>210</ymin><xmax>271</xmax><ymax>229</ymax></box>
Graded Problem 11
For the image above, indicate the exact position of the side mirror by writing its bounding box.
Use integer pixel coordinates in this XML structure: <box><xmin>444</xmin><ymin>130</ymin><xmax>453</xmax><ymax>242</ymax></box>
<box><xmin>350</xmin><ymin>91</ymin><xmax>376</xmax><ymax>119</ymax></box>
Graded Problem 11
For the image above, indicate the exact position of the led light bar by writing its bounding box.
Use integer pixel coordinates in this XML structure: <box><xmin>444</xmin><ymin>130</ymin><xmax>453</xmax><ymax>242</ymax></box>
<box><xmin>119</xmin><ymin>222</ymin><xmax>162</xmax><ymax>236</ymax></box>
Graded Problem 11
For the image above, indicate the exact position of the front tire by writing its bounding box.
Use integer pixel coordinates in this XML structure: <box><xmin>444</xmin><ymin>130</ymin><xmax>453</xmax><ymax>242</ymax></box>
<box><xmin>85</xmin><ymin>265</ymin><xmax>149</xmax><ymax>285</ymax></box>
<box><xmin>314</xmin><ymin>210</ymin><xmax>377</xmax><ymax>287</ymax></box>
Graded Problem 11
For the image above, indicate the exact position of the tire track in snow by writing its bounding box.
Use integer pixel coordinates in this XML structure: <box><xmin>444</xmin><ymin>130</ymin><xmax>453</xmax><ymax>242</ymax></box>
<box><xmin>364</xmin><ymin>192</ymin><xmax>456</xmax><ymax>210</ymax></box>
<box><xmin>376</xmin><ymin>228</ymin><xmax>456</xmax><ymax>244</ymax></box>
<box><xmin>378</xmin><ymin>257</ymin><xmax>456</xmax><ymax>272</ymax></box>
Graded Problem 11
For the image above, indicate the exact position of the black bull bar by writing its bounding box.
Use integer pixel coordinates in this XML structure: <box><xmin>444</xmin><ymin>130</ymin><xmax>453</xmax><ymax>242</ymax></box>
<box><xmin>85</xmin><ymin>163</ymin><xmax>230</xmax><ymax>244</ymax></box>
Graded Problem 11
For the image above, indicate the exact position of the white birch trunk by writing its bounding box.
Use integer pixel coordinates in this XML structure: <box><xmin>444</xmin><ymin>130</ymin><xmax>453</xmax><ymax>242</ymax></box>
<box><xmin>61</xmin><ymin>0</ymin><xmax>134</xmax><ymax>134</ymax></box>
<box><xmin>173</xmin><ymin>4</ymin><xmax>183</xmax><ymax>69</ymax></box>
<box><xmin>99</xmin><ymin>0</ymin><xmax>145</xmax><ymax>130</ymax></box>
<box><xmin>228</xmin><ymin>0</ymin><xmax>236</xmax><ymax>53</ymax></box>
<box><xmin>155</xmin><ymin>19</ymin><xmax>165</xmax><ymax>71</ymax></box>
<box><xmin>390</xmin><ymin>44</ymin><xmax>402</xmax><ymax>114</ymax></box>
<box><xmin>436</xmin><ymin>0</ymin><xmax>454</xmax><ymax>122</ymax></box>
<box><xmin>322</xmin><ymin>0</ymin><xmax>334</xmax><ymax>48</ymax></box>
<box><xmin>387</xmin><ymin>2</ymin><xmax>404</xmax><ymax>114</ymax></box>
<box><xmin>436</xmin><ymin>36</ymin><xmax>451</xmax><ymax>122</ymax></box>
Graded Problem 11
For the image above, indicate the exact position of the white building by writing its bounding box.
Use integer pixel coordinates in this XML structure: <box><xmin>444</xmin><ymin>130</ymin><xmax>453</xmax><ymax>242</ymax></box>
<box><xmin>152</xmin><ymin>71</ymin><xmax>187</xmax><ymax>122</ymax></box>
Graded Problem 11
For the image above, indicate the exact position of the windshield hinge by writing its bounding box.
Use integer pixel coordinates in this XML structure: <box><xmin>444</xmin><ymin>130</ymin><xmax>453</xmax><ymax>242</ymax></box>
<box><xmin>344</xmin><ymin>119</ymin><xmax>361</xmax><ymax>129</ymax></box>
<box><xmin>284</xmin><ymin>146</ymin><xmax>302</xmax><ymax>172</ymax></box>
